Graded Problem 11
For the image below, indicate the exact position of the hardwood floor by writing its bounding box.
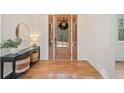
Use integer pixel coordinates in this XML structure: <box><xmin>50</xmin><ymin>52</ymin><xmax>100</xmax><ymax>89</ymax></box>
<box><xmin>116</xmin><ymin>61</ymin><xmax>124</xmax><ymax>79</ymax></box>
<box><xmin>19</xmin><ymin>60</ymin><xmax>102</xmax><ymax>79</ymax></box>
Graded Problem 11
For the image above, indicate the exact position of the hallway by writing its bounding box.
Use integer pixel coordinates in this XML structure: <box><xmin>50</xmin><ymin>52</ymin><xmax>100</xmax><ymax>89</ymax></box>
<box><xmin>19</xmin><ymin>60</ymin><xmax>102</xmax><ymax>79</ymax></box>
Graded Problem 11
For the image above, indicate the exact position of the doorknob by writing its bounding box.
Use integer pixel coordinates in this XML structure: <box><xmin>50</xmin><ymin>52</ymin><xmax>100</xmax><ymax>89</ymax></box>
<box><xmin>73</xmin><ymin>42</ymin><xmax>76</xmax><ymax>46</ymax></box>
<box><xmin>54</xmin><ymin>38</ymin><xmax>57</xmax><ymax>45</ymax></box>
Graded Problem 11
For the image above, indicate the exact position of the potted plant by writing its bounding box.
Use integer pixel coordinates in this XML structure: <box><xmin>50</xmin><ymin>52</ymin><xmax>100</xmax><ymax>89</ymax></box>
<box><xmin>0</xmin><ymin>39</ymin><xmax>22</xmax><ymax>54</ymax></box>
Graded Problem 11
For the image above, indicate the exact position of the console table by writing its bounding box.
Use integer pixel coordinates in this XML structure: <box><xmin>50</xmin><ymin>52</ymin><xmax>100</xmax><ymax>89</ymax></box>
<box><xmin>0</xmin><ymin>46</ymin><xmax>40</xmax><ymax>79</ymax></box>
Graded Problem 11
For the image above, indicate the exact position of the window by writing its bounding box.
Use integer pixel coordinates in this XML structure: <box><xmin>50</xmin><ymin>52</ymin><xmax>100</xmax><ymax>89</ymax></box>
<box><xmin>118</xmin><ymin>15</ymin><xmax>124</xmax><ymax>41</ymax></box>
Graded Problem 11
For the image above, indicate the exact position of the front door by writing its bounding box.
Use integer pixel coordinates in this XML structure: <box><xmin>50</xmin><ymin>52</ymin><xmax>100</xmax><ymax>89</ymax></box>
<box><xmin>48</xmin><ymin>15</ymin><xmax>77</xmax><ymax>60</ymax></box>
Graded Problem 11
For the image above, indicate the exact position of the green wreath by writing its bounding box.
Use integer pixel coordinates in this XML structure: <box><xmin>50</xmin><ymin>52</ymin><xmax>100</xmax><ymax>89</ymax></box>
<box><xmin>58</xmin><ymin>20</ymin><xmax>68</xmax><ymax>30</ymax></box>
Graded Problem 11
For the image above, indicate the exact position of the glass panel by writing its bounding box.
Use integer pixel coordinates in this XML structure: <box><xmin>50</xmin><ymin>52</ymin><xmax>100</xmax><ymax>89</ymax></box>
<box><xmin>118</xmin><ymin>16</ymin><xmax>124</xmax><ymax>41</ymax></box>
<box><xmin>49</xmin><ymin>24</ymin><xmax>53</xmax><ymax>46</ymax></box>
<box><xmin>56</xmin><ymin>25</ymin><xmax>69</xmax><ymax>47</ymax></box>
<box><xmin>48</xmin><ymin>15</ymin><xmax>54</xmax><ymax>59</ymax></box>
<box><xmin>73</xmin><ymin>24</ymin><xmax>77</xmax><ymax>44</ymax></box>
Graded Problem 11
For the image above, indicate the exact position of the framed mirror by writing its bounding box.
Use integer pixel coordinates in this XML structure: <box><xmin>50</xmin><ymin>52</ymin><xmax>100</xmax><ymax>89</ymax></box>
<box><xmin>16</xmin><ymin>23</ymin><xmax>30</xmax><ymax>42</ymax></box>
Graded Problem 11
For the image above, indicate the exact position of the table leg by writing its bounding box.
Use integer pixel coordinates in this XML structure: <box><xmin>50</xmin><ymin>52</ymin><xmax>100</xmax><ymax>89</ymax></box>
<box><xmin>1</xmin><ymin>61</ymin><xmax>4</xmax><ymax>79</ymax></box>
<box><xmin>38</xmin><ymin>47</ymin><xmax>40</xmax><ymax>60</ymax></box>
<box><xmin>12</xmin><ymin>62</ymin><xmax>16</xmax><ymax>79</ymax></box>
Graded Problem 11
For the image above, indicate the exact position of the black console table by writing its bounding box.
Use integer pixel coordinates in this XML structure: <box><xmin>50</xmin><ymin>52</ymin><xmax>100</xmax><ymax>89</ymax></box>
<box><xmin>0</xmin><ymin>46</ymin><xmax>40</xmax><ymax>79</ymax></box>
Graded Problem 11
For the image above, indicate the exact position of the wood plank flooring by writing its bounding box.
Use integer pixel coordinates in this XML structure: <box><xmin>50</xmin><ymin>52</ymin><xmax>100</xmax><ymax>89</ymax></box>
<box><xmin>19</xmin><ymin>60</ymin><xmax>102</xmax><ymax>79</ymax></box>
<box><xmin>116</xmin><ymin>61</ymin><xmax>124</xmax><ymax>79</ymax></box>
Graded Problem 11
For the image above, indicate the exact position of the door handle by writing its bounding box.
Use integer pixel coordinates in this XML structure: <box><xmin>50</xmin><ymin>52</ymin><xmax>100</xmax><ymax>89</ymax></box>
<box><xmin>72</xmin><ymin>42</ymin><xmax>76</xmax><ymax>46</ymax></box>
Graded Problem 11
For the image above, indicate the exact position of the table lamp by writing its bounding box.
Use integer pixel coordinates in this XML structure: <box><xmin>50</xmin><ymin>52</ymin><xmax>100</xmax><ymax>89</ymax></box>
<box><xmin>29</xmin><ymin>35</ymin><xmax>39</xmax><ymax>47</ymax></box>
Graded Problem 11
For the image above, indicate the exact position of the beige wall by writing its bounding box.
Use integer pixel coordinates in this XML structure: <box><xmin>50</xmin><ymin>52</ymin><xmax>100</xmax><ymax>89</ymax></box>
<box><xmin>86</xmin><ymin>15</ymin><xmax>115</xmax><ymax>78</ymax></box>
<box><xmin>32</xmin><ymin>15</ymin><xmax>48</xmax><ymax>59</ymax></box>
<box><xmin>1</xmin><ymin>14</ymin><xmax>33</xmax><ymax>41</ymax></box>
<box><xmin>78</xmin><ymin>15</ymin><xmax>88</xmax><ymax>60</ymax></box>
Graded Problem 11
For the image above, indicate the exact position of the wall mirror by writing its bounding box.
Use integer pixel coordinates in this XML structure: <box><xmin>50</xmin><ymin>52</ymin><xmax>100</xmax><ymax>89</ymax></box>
<box><xmin>16</xmin><ymin>23</ymin><xmax>30</xmax><ymax>42</ymax></box>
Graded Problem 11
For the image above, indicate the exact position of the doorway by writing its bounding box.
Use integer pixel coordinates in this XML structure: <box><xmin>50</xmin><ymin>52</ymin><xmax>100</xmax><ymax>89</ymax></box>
<box><xmin>48</xmin><ymin>14</ymin><xmax>77</xmax><ymax>60</ymax></box>
<box><xmin>115</xmin><ymin>14</ymin><xmax>124</xmax><ymax>78</ymax></box>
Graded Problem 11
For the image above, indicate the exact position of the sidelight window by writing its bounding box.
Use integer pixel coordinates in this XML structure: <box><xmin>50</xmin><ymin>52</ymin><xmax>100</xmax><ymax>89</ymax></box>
<box><xmin>118</xmin><ymin>15</ymin><xmax>124</xmax><ymax>41</ymax></box>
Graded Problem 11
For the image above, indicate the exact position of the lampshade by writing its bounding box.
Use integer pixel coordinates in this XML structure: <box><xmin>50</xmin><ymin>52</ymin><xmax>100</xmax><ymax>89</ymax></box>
<box><xmin>29</xmin><ymin>35</ymin><xmax>39</xmax><ymax>47</ymax></box>
<box><xmin>29</xmin><ymin>35</ymin><xmax>39</xmax><ymax>42</ymax></box>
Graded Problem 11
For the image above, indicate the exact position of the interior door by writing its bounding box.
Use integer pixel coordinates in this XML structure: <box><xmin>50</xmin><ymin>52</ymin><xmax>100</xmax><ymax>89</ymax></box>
<box><xmin>55</xmin><ymin>15</ymin><xmax>71</xmax><ymax>59</ymax></box>
<box><xmin>48</xmin><ymin>15</ymin><xmax>77</xmax><ymax>60</ymax></box>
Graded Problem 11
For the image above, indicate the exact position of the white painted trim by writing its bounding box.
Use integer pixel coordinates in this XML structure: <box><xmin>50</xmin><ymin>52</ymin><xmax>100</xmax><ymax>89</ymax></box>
<box><xmin>88</xmin><ymin>61</ymin><xmax>109</xmax><ymax>79</ymax></box>
<box><xmin>71</xmin><ymin>15</ymin><xmax>73</xmax><ymax>60</ymax></box>
<box><xmin>53</xmin><ymin>15</ymin><xmax>55</xmax><ymax>60</ymax></box>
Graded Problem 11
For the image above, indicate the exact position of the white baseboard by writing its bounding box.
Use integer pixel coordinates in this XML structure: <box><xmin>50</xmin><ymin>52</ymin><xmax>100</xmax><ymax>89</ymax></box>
<box><xmin>87</xmin><ymin>61</ymin><xmax>110</xmax><ymax>79</ymax></box>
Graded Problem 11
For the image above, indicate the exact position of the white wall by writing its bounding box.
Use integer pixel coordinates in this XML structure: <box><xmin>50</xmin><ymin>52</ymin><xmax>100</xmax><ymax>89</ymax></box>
<box><xmin>86</xmin><ymin>15</ymin><xmax>115</xmax><ymax>78</ymax></box>
<box><xmin>2</xmin><ymin>14</ymin><xmax>33</xmax><ymax>41</ymax></box>
<box><xmin>1</xmin><ymin>14</ymin><xmax>34</xmax><ymax>77</ymax></box>
<box><xmin>32</xmin><ymin>15</ymin><xmax>48</xmax><ymax>60</ymax></box>
<box><xmin>78</xmin><ymin>15</ymin><xmax>88</xmax><ymax>60</ymax></box>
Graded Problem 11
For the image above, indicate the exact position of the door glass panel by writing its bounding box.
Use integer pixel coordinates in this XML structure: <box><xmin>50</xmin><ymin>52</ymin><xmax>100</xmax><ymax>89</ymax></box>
<box><xmin>56</xmin><ymin>23</ymin><xmax>69</xmax><ymax>47</ymax></box>
<box><xmin>49</xmin><ymin>24</ymin><xmax>53</xmax><ymax>46</ymax></box>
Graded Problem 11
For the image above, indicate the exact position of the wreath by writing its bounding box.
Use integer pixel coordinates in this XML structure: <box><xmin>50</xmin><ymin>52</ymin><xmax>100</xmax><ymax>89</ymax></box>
<box><xmin>58</xmin><ymin>20</ymin><xmax>68</xmax><ymax>30</ymax></box>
